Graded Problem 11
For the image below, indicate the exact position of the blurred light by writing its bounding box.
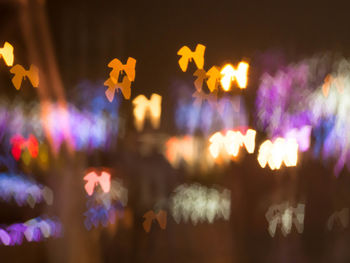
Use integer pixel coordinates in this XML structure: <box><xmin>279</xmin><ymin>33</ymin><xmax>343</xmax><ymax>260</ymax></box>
<box><xmin>193</xmin><ymin>67</ymin><xmax>220</xmax><ymax>93</ymax></box>
<box><xmin>0</xmin><ymin>42</ymin><xmax>14</xmax><ymax>67</ymax></box>
<box><xmin>265</xmin><ymin>202</ymin><xmax>304</xmax><ymax>237</ymax></box>
<box><xmin>208</xmin><ymin>129</ymin><xmax>256</xmax><ymax>159</ymax></box>
<box><xmin>0</xmin><ymin>173</ymin><xmax>54</xmax><ymax>207</ymax></box>
<box><xmin>175</xmin><ymin>96</ymin><xmax>248</xmax><ymax>135</ymax></box>
<box><xmin>170</xmin><ymin>183</ymin><xmax>230</xmax><ymax>225</ymax></box>
<box><xmin>0</xmin><ymin>216</ymin><xmax>62</xmax><ymax>246</ymax></box>
<box><xmin>220</xmin><ymin>62</ymin><xmax>249</xmax><ymax>91</ymax></box>
<box><xmin>10</xmin><ymin>64</ymin><xmax>39</xmax><ymax>90</ymax></box>
<box><xmin>10</xmin><ymin>134</ymin><xmax>38</xmax><ymax>161</ymax></box>
<box><xmin>84</xmin><ymin>178</ymin><xmax>128</xmax><ymax>230</ymax></box>
<box><xmin>177</xmin><ymin>44</ymin><xmax>205</xmax><ymax>72</ymax></box>
<box><xmin>327</xmin><ymin>208</ymin><xmax>349</xmax><ymax>231</ymax></box>
<box><xmin>132</xmin><ymin>94</ymin><xmax>162</xmax><ymax>131</ymax></box>
<box><xmin>257</xmin><ymin>137</ymin><xmax>298</xmax><ymax>170</ymax></box>
<box><xmin>142</xmin><ymin>210</ymin><xmax>167</xmax><ymax>233</ymax></box>
<box><xmin>105</xmin><ymin>57</ymin><xmax>136</xmax><ymax>101</ymax></box>
<box><xmin>164</xmin><ymin>135</ymin><xmax>215</xmax><ymax>171</ymax></box>
<box><xmin>255</xmin><ymin>60</ymin><xmax>314</xmax><ymax>138</ymax></box>
<box><xmin>284</xmin><ymin>125</ymin><xmax>311</xmax><ymax>152</ymax></box>
<box><xmin>84</xmin><ymin>170</ymin><xmax>111</xmax><ymax>196</ymax></box>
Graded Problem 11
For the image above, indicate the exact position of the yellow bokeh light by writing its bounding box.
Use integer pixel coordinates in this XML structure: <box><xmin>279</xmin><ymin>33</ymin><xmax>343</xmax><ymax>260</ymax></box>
<box><xmin>0</xmin><ymin>42</ymin><xmax>14</xmax><ymax>67</ymax></box>
<box><xmin>220</xmin><ymin>62</ymin><xmax>249</xmax><ymax>91</ymax></box>
<box><xmin>209</xmin><ymin>129</ymin><xmax>256</xmax><ymax>159</ymax></box>
<box><xmin>132</xmin><ymin>93</ymin><xmax>162</xmax><ymax>131</ymax></box>
<box><xmin>257</xmin><ymin>137</ymin><xmax>298</xmax><ymax>170</ymax></box>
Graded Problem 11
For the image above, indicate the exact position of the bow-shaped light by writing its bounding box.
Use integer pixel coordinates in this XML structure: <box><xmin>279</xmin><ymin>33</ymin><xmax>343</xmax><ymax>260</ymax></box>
<box><xmin>220</xmin><ymin>62</ymin><xmax>249</xmax><ymax>91</ymax></box>
<box><xmin>10</xmin><ymin>134</ymin><xmax>39</xmax><ymax>161</ymax></box>
<box><xmin>83</xmin><ymin>171</ymin><xmax>111</xmax><ymax>196</ymax></box>
<box><xmin>0</xmin><ymin>42</ymin><xmax>14</xmax><ymax>67</ymax></box>
<box><xmin>266</xmin><ymin>203</ymin><xmax>305</xmax><ymax>237</ymax></box>
<box><xmin>10</xmin><ymin>64</ymin><xmax>39</xmax><ymax>90</ymax></box>
<box><xmin>132</xmin><ymin>93</ymin><xmax>162</xmax><ymax>131</ymax></box>
<box><xmin>142</xmin><ymin>210</ymin><xmax>167</xmax><ymax>233</ymax></box>
<box><xmin>257</xmin><ymin>137</ymin><xmax>298</xmax><ymax>170</ymax></box>
<box><xmin>177</xmin><ymin>44</ymin><xmax>205</xmax><ymax>72</ymax></box>
<box><xmin>209</xmin><ymin>129</ymin><xmax>256</xmax><ymax>159</ymax></box>
<box><xmin>104</xmin><ymin>57</ymin><xmax>136</xmax><ymax>101</ymax></box>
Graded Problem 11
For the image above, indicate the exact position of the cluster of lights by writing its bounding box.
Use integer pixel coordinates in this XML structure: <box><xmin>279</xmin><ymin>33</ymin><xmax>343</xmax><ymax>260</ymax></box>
<box><xmin>208</xmin><ymin>129</ymin><xmax>256</xmax><ymax>159</ymax></box>
<box><xmin>0</xmin><ymin>173</ymin><xmax>53</xmax><ymax>207</ymax></box>
<box><xmin>164</xmin><ymin>136</ymin><xmax>214</xmax><ymax>171</ymax></box>
<box><xmin>170</xmin><ymin>183</ymin><xmax>231</xmax><ymax>225</ymax></box>
<box><xmin>0</xmin><ymin>217</ymin><xmax>61</xmax><ymax>246</ymax></box>
<box><xmin>265</xmin><ymin>202</ymin><xmax>305</xmax><ymax>237</ymax></box>
<box><xmin>84</xmin><ymin>178</ymin><xmax>128</xmax><ymax>230</ymax></box>
<box><xmin>257</xmin><ymin>138</ymin><xmax>298</xmax><ymax>170</ymax></box>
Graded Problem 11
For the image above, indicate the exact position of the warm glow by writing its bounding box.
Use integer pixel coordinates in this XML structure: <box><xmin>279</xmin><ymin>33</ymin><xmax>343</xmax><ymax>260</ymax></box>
<box><xmin>0</xmin><ymin>42</ymin><xmax>14</xmax><ymax>67</ymax></box>
<box><xmin>220</xmin><ymin>62</ymin><xmax>249</xmax><ymax>91</ymax></box>
<box><xmin>257</xmin><ymin>137</ymin><xmax>298</xmax><ymax>170</ymax></box>
<box><xmin>132</xmin><ymin>93</ymin><xmax>162</xmax><ymax>131</ymax></box>
<box><xmin>10</xmin><ymin>64</ymin><xmax>39</xmax><ymax>90</ymax></box>
<box><xmin>83</xmin><ymin>170</ymin><xmax>111</xmax><ymax>196</ymax></box>
<box><xmin>177</xmin><ymin>44</ymin><xmax>205</xmax><ymax>72</ymax></box>
<box><xmin>209</xmin><ymin>129</ymin><xmax>256</xmax><ymax>159</ymax></box>
<box><xmin>142</xmin><ymin>210</ymin><xmax>167</xmax><ymax>233</ymax></box>
<box><xmin>104</xmin><ymin>57</ymin><xmax>136</xmax><ymax>101</ymax></box>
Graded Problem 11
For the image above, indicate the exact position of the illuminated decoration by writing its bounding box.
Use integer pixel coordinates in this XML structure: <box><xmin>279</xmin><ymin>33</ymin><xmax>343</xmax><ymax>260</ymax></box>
<box><xmin>0</xmin><ymin>42</ymin><xmax>14</xmax><ymax>67</ymax></box>
<box><xmin>194</xmin><ymin>67</ymin><xmax>220</xmax><ymax>92</ymax></box>
<box><xmin>84</xmin><ymin>178</ymin><xmax>128</xmax><ymax>230</ymax></box>
<box><xmin>255</xmin><ymin>60</ymin><xmax>315</xmax><ymax>138</ymax></box>
<box><xmin>164</xmin><ymin>136</ymin><xmax>215</xmax><ymax>171</ymax></box>
<box><xmin>322</xmin><ymin>74</ymin><xmax>343</xmax><ymax>98</ymax></box>
<box><xmin>0</xmin><ymin>82</ymin><xmax>120</xmax><ymax>153</ymax></box>
<box><xmin>142</xmin><ymin>210</ymin><xmax>167</xmax><ymax>233</ymax></box>
<box><xmin>284</xmin><ymin>125</ymin><xmax>311</xmax><ymax>152</ymax></box>
<box><xmin>0</xmin><ymin>173</ymin><xmax>53</xmax><ymax>207</ymax></box>
<box><xmin>10</xmin><ymin>64</ymin><xmax>39</xmax><ymax>90</ymax></box>
<box><xmin>257</xmin><ymin>137</ymin><xmax>298</xmax><ymax>170</ymax></box>
<box><xmin>177</xmin><ymin>44</ymin><xmax>205</xmax><ymax>72</ymax></box>
<box><xmin>327</xmin><ymin>208</ymin><xmax>349</xmax><ymax>231</ymax></box>
<box><xmin>170</xmin><ymin>184</ymin><xmax>230</xmax><ymax>225</ymax></box>
<box><xmin>265</xmin><ymin>202</ymin><xmax>305</xmax><ymax>237</ymax></box>
<box><xmin>10</xmin><ymin>134</ymin><xmax>39</xmax><ymax>161</ymax></box>
<box><xmin>220</xmin><ymin>62</ymin><xmax>249</xmax><ymax>91</ymax></box>
<box><xmin>104</xmin><ymin>57</ymin><xmax>136</xmax><ymax>101</ymax></box>
<box><xmin>165</xmin><ymin>136</ymin><xmax>198</xmax><ymax>168</ymax></box>
<box><xmin>83</xmin><ymin>170</ymin><xmax>111</xmax><ymax>196</ymax></box>
<box><xmin>175</xmin><ymin>96</ymin><xmax>248</xmax><ymax>136</ymax></box>
<box><xmin>0</xmin><ymin>217</ymin><xmax>62</xmax><ymax>246</ymax></box>
<box><xmin>192</xmin><ymin>67</ymin><xmax>219</xmax><ymax>106</ymax></box>
<box><xmin>208</xmin><ymin>129</ymin><xmax>256</xmax><ymax>159</ymax></box>
<box><xmin>132</xmin><ymin>93</ymin><xmax>162</xmax><ymax>131</ymax></box>
<box><xmin>309</xmin><ymin>59</ymin><xmax>350</xmax><ymax>175</ymax></box>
